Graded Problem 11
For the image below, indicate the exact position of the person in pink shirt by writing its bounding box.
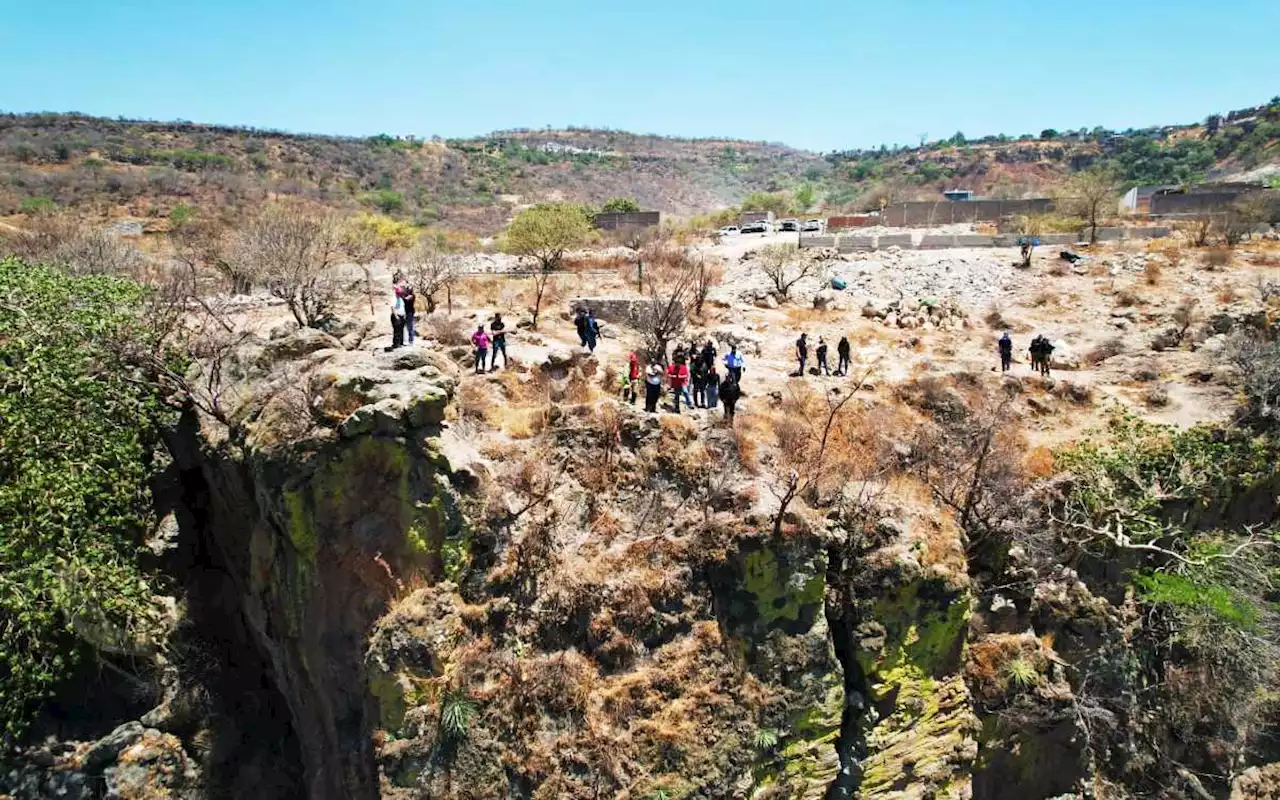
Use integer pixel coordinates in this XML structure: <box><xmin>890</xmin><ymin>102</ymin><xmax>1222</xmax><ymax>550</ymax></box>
<box><xmin>470</xmin><ymin>325</ymin><xmax>491</xmax><ymax>374</ymax></box>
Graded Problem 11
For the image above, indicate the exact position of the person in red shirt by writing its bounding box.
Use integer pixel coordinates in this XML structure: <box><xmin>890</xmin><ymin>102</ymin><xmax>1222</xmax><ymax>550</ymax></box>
<box><xmin>667</xmin><ymin>355</ymin><xmax>691</xmax><ymax>413</ymax></box>
<box><xmin>624</xmin><ymin>352</ymin><xmax>640</xmax><ymax>404</ymax></box>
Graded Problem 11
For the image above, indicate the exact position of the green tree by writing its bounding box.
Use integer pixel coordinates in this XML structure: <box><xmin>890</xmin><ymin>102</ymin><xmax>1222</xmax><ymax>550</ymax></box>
<box><xmin>601</xmin><ymin>197</ymin><xmax>641</xmax><ymax>214</ymax></box>
<box><xmin>360</xmin><ymin>189</ymin><xmax>405</xmax><ymax>214</ymax></box>
<box><xmin>791</xmin><ymin>183</ymin><xmax>816</xmax><ymax>213</ymax></box>
<box><xmin>500</xmin><ymin>204</ymin><xmax>594</xmax><ymax>329</ymax></box>
<box><xmin>0</xmin><ymin>259</ymin><xmax>171</xmax><ymax>742</ymax></box>
<box><xmin>740</xmin><ymin>191</ymin><xmax>790</xmax><ymax>217</ymax></box>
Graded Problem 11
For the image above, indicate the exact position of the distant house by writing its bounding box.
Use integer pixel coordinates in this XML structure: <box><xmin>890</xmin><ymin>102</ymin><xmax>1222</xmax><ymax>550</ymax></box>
<box><xmin>942</xmin><ymin>189</ymin><xmax>973</xmax><ymax>202</ymax></box>
<box><xmin>592</xmin><ymin>211</ymin><xmax>660</xmax><ymax>230</ymax></box>
<box><xmin>740</xmin><ymin>211</ymin><xmax>775</xmax><ymax>225</ymax></box>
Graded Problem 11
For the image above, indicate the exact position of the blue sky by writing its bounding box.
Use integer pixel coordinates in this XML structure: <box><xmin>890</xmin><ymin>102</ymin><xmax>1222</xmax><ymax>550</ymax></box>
<box><xmin>1</xmin><ymin>0</ymin><xmax>1277</xmax><ymax>152</ymax></box>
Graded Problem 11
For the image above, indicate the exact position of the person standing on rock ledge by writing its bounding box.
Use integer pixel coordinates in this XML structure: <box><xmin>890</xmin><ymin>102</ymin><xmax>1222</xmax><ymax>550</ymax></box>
<box><xmin>816</xmin><ymin>337</ymin><xmax>830</xmax><ymax>376</ymax></box>
<box><xmin>998</xmin><ymin>332</ymin><xmax>1013</xmax><ymax>372</ymax></box>
<box><xmin>724</xmin><ymin>346</ymin><xmax>745</xmax><ymax>385</ymax></box>
<box><xmin>585</xmin><ymin>310</ymin><xmax>601</xmax><ymax>353</ymax></box>
<box><xmin>795</xmin><ymin>333</ymin><xmax>809</xmax><ymax>377</ymax></box>
<box><xmin>644</xmin><ymin>364</ymin><xmax>663</xmax><ymax>412</ymax></box>
<box><xmin>719</xmin><ymin>371</ymin><xmax>741</xmax><ymax>422</ymax></box>
<box><xmin>470</xmin><ymin>325</ymin><xmax>490</xmax><ymax>375</ymax></box>
<box><xmin>490</xmin><ymin>313</ymin><xmax>508</xmax><ymax>370</ymax></box>
<box><xmin>388</xmin><ymin>290</ymin><xmax>406</xmax><ymax>351</ymax></box>
<box><xmin>836</xmin><ymin>336</ymin><xmax>851</xmax><ymax>376</ymax></box>
<box><xmin>667</xmin><ymin>354</ymin><xmax>691</xmax><ymax>413</ymax></box>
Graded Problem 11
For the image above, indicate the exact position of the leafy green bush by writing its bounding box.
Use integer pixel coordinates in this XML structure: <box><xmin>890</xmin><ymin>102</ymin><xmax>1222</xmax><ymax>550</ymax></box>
<box><xmin>1133</xmin><ymin>572</ymin><xmax>1258</xmax><ymax>629</ymax></box>
<box><xmin>18</xmin><ymin>196</ymin><xmax>55</xmax><ymax>214</ymax></box>
<box><xmin>361</xmin><ymin>189</ymin><xmax>405</xmax><ymax>214</ymax></box>
<box><xmin>0</xmin><ymin>259</ymin><xmax>171</xmax><ymax>742</ymax></box>
<box><xmin>601</xmin><ymin>197</ymin><xmax>641</xmax><ymax>213</ymax></box>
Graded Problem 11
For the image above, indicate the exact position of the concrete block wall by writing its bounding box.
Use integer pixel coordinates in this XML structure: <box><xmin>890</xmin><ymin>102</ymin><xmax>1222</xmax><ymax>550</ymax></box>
<box><xmin>1038</xmin><ymin>233</ymin><xmax>1078</xmax><ymax>246</ymax></box>
<box><xmin>878</xmin><ymin>234</ymin><xmax>914</xmax><ymax>248</ymax></box>
<box><xmin>800</xmin><ymin>235</ymin><xmax>836</xmax><ymax>248</ymax></box>
<box><xmin>918</xmin><ymin>234</ymin><xmax>956</xmax><ymax>249</ymax></box>
<box><xmin>838</xmin><ymin>237</ymin><xmax>875</xmax><ymax>252</ymax></box>
<box><xmin>954</xmin><ymin>234</ymin><xmax>996</xmax><ymax>247</ymax></box>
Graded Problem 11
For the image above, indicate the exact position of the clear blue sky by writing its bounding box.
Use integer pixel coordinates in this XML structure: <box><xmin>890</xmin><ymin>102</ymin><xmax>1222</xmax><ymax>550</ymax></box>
<box><xmin>2</xmin><ymin>0</ymin><xmax>1277</xmax><ymax>152</ymax></box>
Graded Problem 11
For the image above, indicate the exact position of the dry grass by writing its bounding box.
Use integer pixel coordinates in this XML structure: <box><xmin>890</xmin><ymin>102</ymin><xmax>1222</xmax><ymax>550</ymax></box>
<box><xmin>1216</xmin><ymin>283</ymin><xmax>1242</xmax><ymax>304</ymax></box>
<box><xmin>1047</xmin><ymin>260</ymin><xmax>1070</xmax><ymax>277</ymax></box>
<box><xmin>1030</xmin><ymin>290</ymin><xmax>1062</xmax><ymax>308</ymax></box>
<box><xmin>1084</xmin><ymin>337</ymin><xmax>1125</xmax><ymax>366</ymax></box>
<box><xmin>965</xmin><ymin>633</ymin><xmax>1045</xmax><ymax>703</ymax></box>
<box><xmin>1113</xmin><ymin>287</ymin><xmax>1140</xmax><ymax>307</ymax></box>
<box><xmin>420</xmin><ymin>312</ymin><xmax>469</xmax><ymax>346</ymax></box>
<box><xmin>783</xmin><ymin>306</ymin><xmax>835</xmax><ymax>326</ymax></box>
<box><xmin>1143</xmin><ymin>260</ymin><xmax>1162</xmax><ymax>286</ymax></box>
<box><xmin>1023</xmin><ymin>446</ymin><xmax>1055</xmax><ymax>478</ymax></box>
<box><xmin>1204</xmin><ymin>246</ymin><xmax>1234</xmax><ymax>270</ymax></box>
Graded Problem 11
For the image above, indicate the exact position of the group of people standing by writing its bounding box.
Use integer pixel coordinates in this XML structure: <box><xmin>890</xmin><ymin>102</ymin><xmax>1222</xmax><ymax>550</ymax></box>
<box><xmin>998</xmin><ymin>332</ymin><xmax>1055</xmax><ymax>377</ymax></box>
<box><xmin>623</xmin><ymin>340</ymin><xmax>747</xmax><ymax>421</ymax></box>
<box><xmin>388</xmin><ymin>273</ymin><xmax>417</xmax><ymax>350</ymax></box>
<box><xmin>470</xmin><ymin>315</ymin><xmax>509</xmax><ymax>374</ymax></box>
<box><xmin>793</xmin><ymin>333</ymin><xmax>852</xmax><ymax>377</ymax></box>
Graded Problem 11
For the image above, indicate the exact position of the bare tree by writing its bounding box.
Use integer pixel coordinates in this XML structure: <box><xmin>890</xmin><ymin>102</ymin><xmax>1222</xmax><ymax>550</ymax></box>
<box><xmin>2</xmin><ymin>213</ymin><xmax>142</xmax><ymax>278</ymax></box>
<box><xmin>756</xmin><ymin>243</ymin><xmax>818</xmax><ymax>301</ymax></box>
<box><xmin>1176</xmin><ymin>215</ymin><xmax>1217</xmax><ymax>248</ymax></box>
<box><xmin>237</xmin><ymin>204</ymin><xmax>344</xmax><ymax>329</ymax></box>
<box><xmin>402</xmin><ymin>237</ymin><xmax>461</xmax><ymax>314</ymax></box>
<box><xmin>172</xmin><ymin>218</ymin><xmax>258</xmax><ymax>295</ymax></box>
<box><xmin>911</xmin><ymin>393</ymin><xmax>1024</xmax><ymax>537</ymax></box>
<box><xmin>692</xmin><ymin>255</ymin><xmax>723</xmax><ymax>317</ymax></box>
<box><xmin>1222</xmin><ymin>193</ymin><xmax>1272</xmax><ymax>246</ymax></box>
<box><xmin>769</xmin><ymin>367</ymin><xmax>877</xmax><ymax>536</ymax></box>
<box><xmin>1059</xmin><ymin>168</ymin><xmax>1120</xmax><ymax>245</ymax></box>
<box><xmin>633</xmin><ymin>245</ymin><xmax>695</xmax><ymax>363</ymax></box>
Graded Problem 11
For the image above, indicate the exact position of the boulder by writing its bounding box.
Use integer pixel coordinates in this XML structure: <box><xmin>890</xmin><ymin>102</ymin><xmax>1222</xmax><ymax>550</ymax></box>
<box><xmin>1049</xmin><ymin>340</ymin><xmax>1082</xmax><ymax>370</ymax></box>
<box><xmin>82</xmin><ymin>722</ymin><xmax>146</xmax><ymax>773</ymax></box>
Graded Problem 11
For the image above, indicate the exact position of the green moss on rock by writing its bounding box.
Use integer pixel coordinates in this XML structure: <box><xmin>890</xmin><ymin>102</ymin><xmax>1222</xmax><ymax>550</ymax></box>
<box><xmin>743</xmin><ymin>547</ymin><xmax>825</xmax><ymax>629</ymax></box>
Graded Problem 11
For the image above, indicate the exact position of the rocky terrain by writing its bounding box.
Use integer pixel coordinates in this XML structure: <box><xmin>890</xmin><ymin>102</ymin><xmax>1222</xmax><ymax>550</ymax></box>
<box><xmin>3</xmin><ymin>214</ymin><xmax>1280</xmax><ymax>800</ymax></box>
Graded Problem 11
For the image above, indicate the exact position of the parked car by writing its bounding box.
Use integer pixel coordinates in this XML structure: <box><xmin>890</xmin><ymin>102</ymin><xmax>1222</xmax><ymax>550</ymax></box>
<box><xmin>740</xmin><ymin>221</ymin><xmax>765</xmax><ymax>234</ymax></box>
<box><xmin>717</xmin><ymin>226</ymin><xmax>740</xmax><ymax>236</ymax></box>
<box><xmin>778</xmin><ymin>219</ymin><xmax>799</xmax><ymax>232</ymax></box>
<box><xmin>802</xmin><ymin>219</ymin><xmax>824</xmax><ymax>232</ymax></box>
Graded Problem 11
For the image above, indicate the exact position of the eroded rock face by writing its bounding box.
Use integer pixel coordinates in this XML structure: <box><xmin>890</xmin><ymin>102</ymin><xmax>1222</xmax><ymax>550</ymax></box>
<box><xmin>174</xmin><ymin>336</ymin><xmax>460</xmax><ymax>799</ymax></box>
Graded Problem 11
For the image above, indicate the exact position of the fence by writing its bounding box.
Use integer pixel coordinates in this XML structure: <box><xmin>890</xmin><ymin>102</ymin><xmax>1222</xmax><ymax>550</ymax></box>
<box><xmin>592</xmin><ymin>211</ymin><xmax>660</xmax><ymax>230</ymax></box>
<box><xmin>882</xmin><ymin>199</ymin><xmax>1054</xmax><ymax>227</ymax></box>
<box><xmin>796</xmin><ymin>227</ymin><xmax>1190</xmax><ymax>251</ymax></box>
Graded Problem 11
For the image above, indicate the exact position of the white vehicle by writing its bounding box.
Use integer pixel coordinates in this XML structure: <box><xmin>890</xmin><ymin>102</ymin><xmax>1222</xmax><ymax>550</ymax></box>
<box><xmin>717</xmin><ymin>226</ymin><xmax>740</xmax><ymax>236</ymax></box>
<box><xmin>802</xmin><ymin>219</ymin><xmax>824</xmax><ymax>232</ymax></box>
<box><xmin>778</xmin><ymin>219</ymin><xmax>799</xmax><ymax>232</ymax></box>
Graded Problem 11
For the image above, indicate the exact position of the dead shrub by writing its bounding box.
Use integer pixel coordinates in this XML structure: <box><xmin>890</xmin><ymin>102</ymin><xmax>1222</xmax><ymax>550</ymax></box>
<box><xmin>1030</xmin><ymin>290</ymin><xmax>1061</xmax><ymax>308</ymax></box>
<box><xmin>421</xmin><ymin>313</ymin><xmax>469</xmax><ymax>346</ymax></box>
<box><xmin>1145</xmin><ymin>385</ymin><xmax>1171</xmax><ymax>407</ymax></box>
<box><xmin>1050</xmin><ymin>380</ymin><xmax>1094</xmax><ymax>405</ymax></box>
<box><xmin>457</xmin><ymin>381</ymin><xmax>497</xmax><ymax>423</ymax></box>
<box><xmin>1143</xmin><ymin>260</ymin><xmax>1162</xmax><ymax>286</ymax></box>
<box><xmin>1023</xmin><ymin>446</ymin><xmax>1055</xmax><ymax>478</ymax></box>
<box><xmin>1204</xmin><ymin>246</ymin><xmax>1233</xmax><ymax>270</ymax></box>
<box><xmin>1084</xmin><ymin>337</ymin><xmax>1125</xmax><ymax>366</ymax></box>
<box><xmin>1048</xmin><ymin>260</ymin><xmax>1070</xmax><ymax>277</ymax></box>
<box><xmin>1114</xmin><ymin>288</ymin><xmax>1140</xmax><ymax>307</ymax></box>
<box><xmin>1130</xmin><ymin>364</ymin><xmax>1161</xmax><ymax>382</ymax></box>
<box><xmin>984</xmin><ymin>303</ymin><xmax>1011</xmax><ymax>331</ymax></box>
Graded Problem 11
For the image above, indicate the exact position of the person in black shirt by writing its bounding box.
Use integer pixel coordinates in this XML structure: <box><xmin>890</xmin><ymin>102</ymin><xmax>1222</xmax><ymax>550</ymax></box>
<box><xmin>490</xmin><ymin>313</ymin><xmax>508</xmax><ymax>370</ymax></box>
<box><xmin>795</xmin><ymin>333</ymin><xmax>808</xmax><ymax>376</ymax></box>
<box><xmin>719</xmin><ymin>373</ymin><xmax>741</xmax><ymax>421</ymax></box>
<box><xmin>816</xmin><ymin>337</ymin><xmax>830</xmax><ymax>376</ymax></box>
<box><xmin>836</xmin><ymin>336</ymin><xmax>851</xmax><ymax>376</ymax></box>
